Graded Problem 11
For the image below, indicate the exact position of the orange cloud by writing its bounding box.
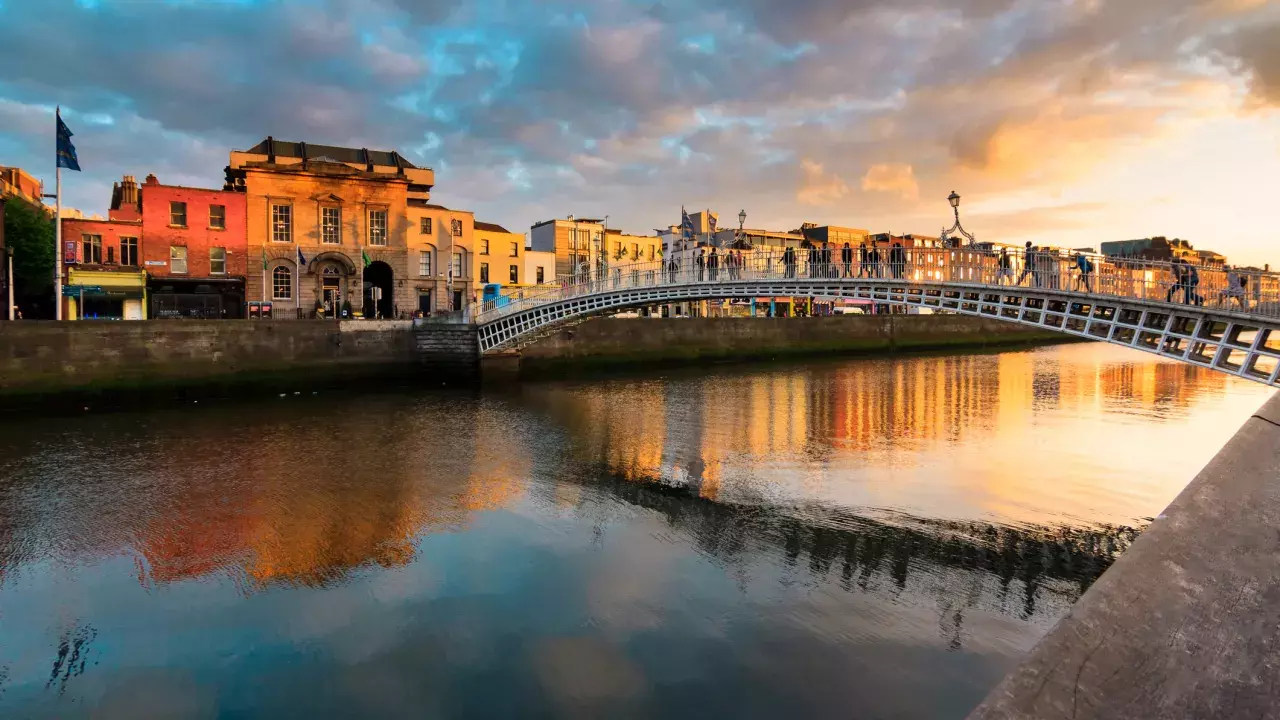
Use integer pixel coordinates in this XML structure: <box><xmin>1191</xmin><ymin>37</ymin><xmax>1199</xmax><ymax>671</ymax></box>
<box><xmin>796</xmin><ymin>158</ymin><xmax>850</xmax><ymax>206</ymax></box>
<box><xmin>861</xmin><ymin>163</ymin><xmax>919</xmax><ymax>201</ymax></box>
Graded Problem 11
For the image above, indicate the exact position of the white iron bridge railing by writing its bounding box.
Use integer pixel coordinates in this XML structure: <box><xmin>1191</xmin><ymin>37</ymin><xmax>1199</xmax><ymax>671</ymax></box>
<box><xmin>465</xmin><ymin>248</ymin><xmax>1280</xmax><ymax>387</ymax></box>
<box><xmin>473</xmin><ymin>248</ymin><xmax>1280</xmax><ymax>325</ymax></box>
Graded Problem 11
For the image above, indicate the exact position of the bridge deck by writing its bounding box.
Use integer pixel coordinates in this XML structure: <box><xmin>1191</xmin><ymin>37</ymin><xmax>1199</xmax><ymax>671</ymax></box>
<box><xmin>471</xmin><ymin>250</ymin><xmax>1280</xmax><ymax>388</ymax></box>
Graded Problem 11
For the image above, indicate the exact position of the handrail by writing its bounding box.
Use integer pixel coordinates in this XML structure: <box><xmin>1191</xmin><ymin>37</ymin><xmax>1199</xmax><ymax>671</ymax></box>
<box><xmin>472</xmin><ymin>248</ymin><xmax>1280</xmax><ymax>325</ymax></box>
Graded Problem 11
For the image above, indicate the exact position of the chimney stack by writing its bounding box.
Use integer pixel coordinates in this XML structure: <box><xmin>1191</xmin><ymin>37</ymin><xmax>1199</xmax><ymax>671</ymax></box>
<box><xmin>144</xmin><ymin>173</ymin><xmax>158</xmax><ymax>186</ymax></box>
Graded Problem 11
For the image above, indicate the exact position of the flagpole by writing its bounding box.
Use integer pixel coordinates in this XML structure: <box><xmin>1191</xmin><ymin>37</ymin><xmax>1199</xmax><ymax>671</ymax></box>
<box><xmin>55</xmin><ymin>162</ymin><xmax>62</xmax><ymax>320</ymax></box>
<box><xmin>295</xmin><ymin>242</ymin><xmax>301</xmax><ymax>318</ymax></box>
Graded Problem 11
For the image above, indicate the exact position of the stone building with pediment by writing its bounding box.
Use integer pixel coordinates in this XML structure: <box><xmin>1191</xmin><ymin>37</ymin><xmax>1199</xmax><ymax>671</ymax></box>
<box><xmin>225</xmin><ymin>137</ymin><xmax>476</xmax><ymax>318</ymax></box>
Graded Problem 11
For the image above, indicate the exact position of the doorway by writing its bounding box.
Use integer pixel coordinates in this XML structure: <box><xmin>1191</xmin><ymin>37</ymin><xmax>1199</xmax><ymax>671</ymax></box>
<box><xmin>365</xmin><ymin>261</ymin><xmax>394</xmax><ymax>319</ymax></box>
<box><xmin>321</xmin><ymin>266</ymin><xmax>342</xmax><ymax>318</ymax></box>
<box><xmin>417</xmin><ymin>290</ymin><xmax>432</xmax><ymax>315</ymax></box>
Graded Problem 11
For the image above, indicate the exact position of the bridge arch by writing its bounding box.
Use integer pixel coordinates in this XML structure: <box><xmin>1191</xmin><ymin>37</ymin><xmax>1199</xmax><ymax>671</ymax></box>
<box><xmin>475</xmin><ymin>276</ymin><xmax>1280</xmax><ymax>389</ymax></box>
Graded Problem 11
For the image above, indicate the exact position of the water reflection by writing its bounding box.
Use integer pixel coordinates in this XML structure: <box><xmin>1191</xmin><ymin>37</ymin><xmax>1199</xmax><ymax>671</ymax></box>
<box><xmin>0</xmin><ymin>343</ymin><xmax>1269</xmax><ymax>718</ymax></box>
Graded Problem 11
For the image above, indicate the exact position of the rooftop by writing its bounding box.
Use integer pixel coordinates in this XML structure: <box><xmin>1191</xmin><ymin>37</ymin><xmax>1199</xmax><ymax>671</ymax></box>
<box><xmin>474</xmin><ymin>221</ymin><xmax>513</xmax><ymax>234</ymax></box>
<box><xmin>241</xmin><ymin>137</ymin><xmax>421</xmax><ymax>170</ymax></box>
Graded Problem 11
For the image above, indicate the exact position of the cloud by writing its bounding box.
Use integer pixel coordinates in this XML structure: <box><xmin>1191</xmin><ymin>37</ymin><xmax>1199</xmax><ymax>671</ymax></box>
<box><xmin>1220</xmin><ymin>20</ymin><xmax>1280</xmax><ymax>106</ymax></box>
<box><xmin>861</xmin><ymin>164</ymin><xmax>919</xmax><ymax>201</ymax></box>
<box><xmin>797</xmin><ymin>159</ymin><xmax>850</xmax><ymax>206</ymax></box>
<box><xmin>0</xmin><ymin>0</ymin><xmax>1275</xmax><ymax>253</ymax></box>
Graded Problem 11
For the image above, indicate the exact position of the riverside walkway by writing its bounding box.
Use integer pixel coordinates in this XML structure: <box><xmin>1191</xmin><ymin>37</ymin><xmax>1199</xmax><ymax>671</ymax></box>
<box><xmin>471</xmin><ymin>248</ymin><xmax>1280</xmax><ymax>389</ymax></box>
<box><xmin>968</xmin><ymin>391</ymin><xmax>1280</xmax><ymax>719</ymax></box>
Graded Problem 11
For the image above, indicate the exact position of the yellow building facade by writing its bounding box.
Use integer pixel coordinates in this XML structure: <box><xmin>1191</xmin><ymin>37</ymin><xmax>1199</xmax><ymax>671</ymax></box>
<box><xmin>473</xmin><ymin>222</ymin><xmax>527</xmax><ymax>289</ymax></box>
<box><xmin>405</xmin><ymin>202</ymin><xmax>476</xmax><ymax>313</ymax></box>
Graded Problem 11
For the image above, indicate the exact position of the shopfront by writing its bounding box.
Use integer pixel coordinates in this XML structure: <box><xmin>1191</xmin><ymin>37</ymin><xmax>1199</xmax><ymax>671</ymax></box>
<box><xmin>65</xmin><ymin>267</ymin><xmax>147</xmax><ymax>320</ymax></box>
<box><xmin>148</xmin><ymin>277</ymin><xmax>245</xmax><ymax>319</ymax></box>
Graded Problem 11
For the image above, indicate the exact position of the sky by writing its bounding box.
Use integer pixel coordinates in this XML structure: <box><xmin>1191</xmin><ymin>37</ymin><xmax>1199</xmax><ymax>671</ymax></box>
<box><xmin>0</xmin><ymin>0</ymin><xmax>1278</xmax><ymax>265</ymax></box>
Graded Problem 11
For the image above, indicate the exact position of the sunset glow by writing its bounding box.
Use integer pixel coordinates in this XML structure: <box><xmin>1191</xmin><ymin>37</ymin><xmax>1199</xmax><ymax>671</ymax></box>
<box><xmin>1</xmin><ymin>0</ymin><xmax>1277</xmax><ymax>263</ymax></box>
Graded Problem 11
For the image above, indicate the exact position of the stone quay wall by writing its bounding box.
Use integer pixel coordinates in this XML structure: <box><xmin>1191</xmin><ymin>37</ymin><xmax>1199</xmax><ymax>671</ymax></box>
<box><xmin>0</xmin><ymin>320</ymin><xmax>478</xmax><ymax>403</ymax></box>
<box><xmin>0</xmin><ymin>314</ymin><xmax>1067</xmax><ymax>404</ymax></box>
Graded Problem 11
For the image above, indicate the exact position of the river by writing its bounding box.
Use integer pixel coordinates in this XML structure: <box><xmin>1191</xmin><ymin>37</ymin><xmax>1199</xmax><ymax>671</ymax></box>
<box><xmin>0</xmin><ymin>342</ymin><xmax>1271</xmax><ymax>718</ymax></box>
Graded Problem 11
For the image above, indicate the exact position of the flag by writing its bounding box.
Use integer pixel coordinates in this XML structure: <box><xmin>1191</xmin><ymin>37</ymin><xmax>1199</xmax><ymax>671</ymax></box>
<box><xmin>361</xmin><ymin>248</ymin><xmax>371</xmax><ymax>268</ymax></box>
<box><xmin>261</xmin><ymin>248</ymin><xmax>267</xmax><ymax>271</ymax></box>
<box><xmin>297</xmin><ymin>247</ymin><xmax>307</xmax><ymax>266</ymax></box>
<box><xmin>56</xmin><ymin>109</ymin><xmax>81</xmax><ymax>172</ymax></box>
<box><xmin>681</xmin><ymin>207</ymin><xmax>694</xmax><ymax>242</ymax></box>
<box><xmin>707</xmin><ymin>211</ymin><xmax>717</xmax><ymax>234</ymax></box>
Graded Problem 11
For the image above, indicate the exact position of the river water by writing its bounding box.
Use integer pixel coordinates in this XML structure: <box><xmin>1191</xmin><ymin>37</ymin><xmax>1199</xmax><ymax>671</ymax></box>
<box><xmin>0</xmin><ymin>342</ymin><xmax>1271</xmax><ymax>718</ymax></box>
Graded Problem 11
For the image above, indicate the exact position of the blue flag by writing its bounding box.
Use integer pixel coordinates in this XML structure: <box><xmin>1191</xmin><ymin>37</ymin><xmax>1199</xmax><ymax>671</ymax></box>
<box><xmin>681</xmin><ymin>206</ymin><xmax>693</xmax><ymax>241</ymax></box>
<box><xmin>707</xmin><ymin>211</ymin><xmax>717</xmax><ymax>234</ymax></box>
<box><xmin>297</xmin><ymin>247</ymin><xmax>307</xmax><ymax>266</ymax></box>
<box><xmin>56</xmin><ymin>109</ymin><xmax>81</xmax><ymax>172</ymax></box>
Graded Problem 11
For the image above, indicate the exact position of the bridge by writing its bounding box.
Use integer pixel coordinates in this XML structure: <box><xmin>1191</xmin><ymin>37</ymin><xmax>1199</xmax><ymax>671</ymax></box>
<box><xmin>472</xmin><ymin>248</ymin><xmax>1280</xmax><ymax>388</ymax></box>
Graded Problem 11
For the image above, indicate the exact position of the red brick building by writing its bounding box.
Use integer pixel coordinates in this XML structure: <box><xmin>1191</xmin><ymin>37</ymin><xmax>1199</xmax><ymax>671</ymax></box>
<box><xmin>135</xmin><ymin>174</ymin><xmax>248</xmax><ymax>318</ymax></box>
<box><xmin>60</xmin><ymin>215</ymin><xmax>146</xmax><ymax>319</ymax></box>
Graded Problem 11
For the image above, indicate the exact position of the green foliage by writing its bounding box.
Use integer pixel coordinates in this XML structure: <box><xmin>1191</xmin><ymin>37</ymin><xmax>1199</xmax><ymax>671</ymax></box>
<box><xmin>3</xmin><ymin>199</ymin><xmax>55</xmax><ymax>296</ymax></box>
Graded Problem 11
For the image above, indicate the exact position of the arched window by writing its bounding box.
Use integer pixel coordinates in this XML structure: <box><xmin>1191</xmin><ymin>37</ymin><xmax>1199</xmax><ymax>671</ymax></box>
<box><xmin>272</xmin><ymin>266</ymin><xmax>292</xmax><ymax>300</ymax></box>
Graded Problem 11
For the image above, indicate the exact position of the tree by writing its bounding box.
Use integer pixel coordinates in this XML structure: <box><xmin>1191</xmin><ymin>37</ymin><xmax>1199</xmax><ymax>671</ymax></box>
<box><xmin>2</xmin><ymin>198</ymin><xmax>55</xmax><ymax>317</ymax></box>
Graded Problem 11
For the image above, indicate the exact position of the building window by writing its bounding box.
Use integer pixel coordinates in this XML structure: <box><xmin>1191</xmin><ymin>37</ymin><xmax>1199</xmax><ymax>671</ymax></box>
<box><xmin>369</xmin><ymin>208</ymin><xmax>388</xmax><ymax>246</ymax></box>
<box><xmin>210</xmin><ymin>247</ymin><xmax>226</xmax><ymax>275</ymax></box>
<box><xmin>419</xmin><ymin>251</ymin><xmax>432</xmax><ymax>276</ymax></box>
<box><xmin>271</xmin><ymin>203</ymin><xmax>291</xmax><ymax>243</ymax></box>
<box><xmin>480</xmin><ymin>262</ymin><xmax>489</xmax><ymax>283</ymax></box>
<box><xmin>510</xmin><ymin>241</ymin><xmax>519</xmax><ymax>257</ymax></box>
<box><xmin>106</xmin><ymin>246</ymin><xmax>116</xmax><ymax>264</ymax></box>
<box><xmin>81</xmin><ymin>234</ymin><xmax>102</xmax><ymax>264</ymax></box>
<box><xmin>450</xmin><ymin>218</ymin><xmax>462</xmax><ymax>236</ymax></box>
<box><xmin>170</xmin><ymin>245</ymin><xmax>188</xmax><ymax>274</ymax></box>
<box><xmin>170</xmin><ymin>201</ymin><xmax>187</xmax><ymax>228</ymax></box>
<box><xmin>420</xmin><ymin>217</ymin><xmax>432</xmax><ymax>235</ymax></box>
<box><xmin>480</xmin><ymin>238</ymin><xmax>489</xmax><ymax>255</ymax></box>
<box><xmin>120</xmin><ymin>237</ymin><xmax>138</xmax><ymax>266</ymax></box>
<box><xmin>451</xmin><ymin>251</ymin><xmax>462</xmax><ymax>278</ymax></box>
<box><xmin>320</xmin><ymin>206</ymin><xmax>341</xmax><ymax>244</ymax></box>
<box><xmin>536</xmin><ymin>266</ymin><xmax>545</xmax><ymax>284</ymax></box>
<box><xmin>272</xmin><ymin>265</ymin><xmax>292</xmax><ymax>300</ymax></box>
<box><xmin>631</xmin><ymin>243</ymin><xmax>639</xmax><ymax>260</ymax></box>
<box><xmin>209</xmin><ymin>204</ymin><xmax>226</xmax><ymax>229</ymax></box>
<box><xmin>509</xmin><ymin>265</ymin><xmax>519</xmax><ymax>284</ymax></box>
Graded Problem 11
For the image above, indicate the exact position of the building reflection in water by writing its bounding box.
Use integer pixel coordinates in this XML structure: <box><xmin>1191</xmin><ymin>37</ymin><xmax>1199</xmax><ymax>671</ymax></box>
<box><xmin>0</xmin><ymin>342</ymin><xmax>1267</xmax><ymax>670</ymax></box>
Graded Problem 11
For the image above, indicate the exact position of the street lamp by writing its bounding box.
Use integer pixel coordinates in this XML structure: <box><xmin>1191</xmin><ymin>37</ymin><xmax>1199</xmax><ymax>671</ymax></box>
<box><xmin>3</xmin><ymin>245</ymin><xmax>14</xmax><ymax>321</ymax></box>
<box><xmin>941</xmin><ymin>190</ymin><xmax>975</xmax><ymax>247</ymax></box>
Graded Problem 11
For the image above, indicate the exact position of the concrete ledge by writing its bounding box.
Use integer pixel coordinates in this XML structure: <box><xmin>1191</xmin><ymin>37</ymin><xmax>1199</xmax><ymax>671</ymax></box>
<box><xmin>968</xmin><ymin>392</ymin><xmax>1280</xmax><ymax>720</ymax></box>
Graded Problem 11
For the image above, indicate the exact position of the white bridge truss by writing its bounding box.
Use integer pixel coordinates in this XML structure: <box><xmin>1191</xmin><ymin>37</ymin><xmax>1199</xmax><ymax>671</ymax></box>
<box><xmin>472</xmin><ymin>251</ymin><xmax>1280</xmax><ymax>389</ymax></box>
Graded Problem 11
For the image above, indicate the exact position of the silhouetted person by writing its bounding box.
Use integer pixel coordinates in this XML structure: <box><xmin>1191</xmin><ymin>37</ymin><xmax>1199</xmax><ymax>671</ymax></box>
<box><xmin>708</xmin><ymin>247</ymin><xmax>719</xmax><ymax>281</ymax></box>
<box><xmin>858</xmin><ymin>242</ymin><xmax>869</xmax><ymax>277</ymax></box>
<box><xmin>781</xmin><ymin>246</ymin><xmax>797</xmax><ymax>278</ymax></box>
<box><xmin>1221</xmin><ymin>267</ymin><xmax>1249</xmax><ymax>310</ymax></box>
<box><xmin>807</xmin><ymin>245</ymin><xmax>820</xmax><ymax>278</ymax></box>
<box><xmin>841</xmin><ymin>242</ymin><xmax>854</xmax><ymax>277</ymax></box>
<box><xmin>1016</xmin><ymin>241</ymin><xmax>1034</xmax><ymax>286</ymax></box>
<box><xmin>696</xmin><ymin>249</ymin><xmax>706</xmax><ymax>282</ymax></box>
<box><xmin>997</xmin><ymin>247</ymin><xmax>1013</xmax><ymax>285</ymax></box>
<box><xmin>1074</xmin><ymin>253</ymin><xmax>1094</xmax><ymax>293</ymax></box>
<box><xmin>821</xmin><ymin>243</ymin><xmax>833</xmax><ymax>278</ymax></box>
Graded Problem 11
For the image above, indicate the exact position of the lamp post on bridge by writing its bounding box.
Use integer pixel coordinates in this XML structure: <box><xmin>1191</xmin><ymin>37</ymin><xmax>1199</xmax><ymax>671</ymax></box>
<box><xmin>940</xmin><ymin>191</ymin><xmax>975</xmax><ymax>248</ymax></box>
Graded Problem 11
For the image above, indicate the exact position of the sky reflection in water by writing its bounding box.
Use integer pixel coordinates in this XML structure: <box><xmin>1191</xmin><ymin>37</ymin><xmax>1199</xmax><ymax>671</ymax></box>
<box><xmin>0</xmin><ymin>342</ymin><xmax>1270</xmax><ymax>718</ymax></box>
